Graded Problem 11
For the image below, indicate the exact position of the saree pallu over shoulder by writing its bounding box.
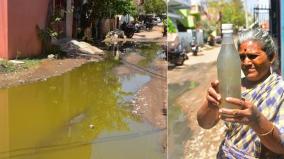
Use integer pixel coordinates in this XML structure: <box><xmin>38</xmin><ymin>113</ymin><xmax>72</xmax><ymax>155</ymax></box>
<box><xmin>217</xmin><ymin>73</ymin><xmax>284</xmax><ymax>159</ymax></box>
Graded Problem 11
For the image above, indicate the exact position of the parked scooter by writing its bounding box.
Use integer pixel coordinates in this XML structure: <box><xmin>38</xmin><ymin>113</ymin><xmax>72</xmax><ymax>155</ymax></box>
<box><xmin>134</xmin><ymin>22</ymin><xmax>143</xmax><ymax>33</ymax></box>
<box><xmin>168</xmin><ymin>43</ymin><xmax>187</xmax><ymax>66</ymax></box>
<box><xmin>145</xmin><ymin>21</ymin><xmax>154</xmax><ymax>31</ymax></box>
<box><xmin>191</xmin><ymin>38</ymin><xmax>199</xmax><ymax>56</ymax></box>
<box><xmin>164</xmin><ymin>35</ymin><xmax>188</xmax><ymax>66</ymax></box>
<box><xmin>120</xmin><ymin>22</ymin><xmax>136</xmax><ymax>38</ymax></box>
<box><xmin>144</xmin><ymin>16</ymin><xmax>154</xmax><ymax>31</ymax></box>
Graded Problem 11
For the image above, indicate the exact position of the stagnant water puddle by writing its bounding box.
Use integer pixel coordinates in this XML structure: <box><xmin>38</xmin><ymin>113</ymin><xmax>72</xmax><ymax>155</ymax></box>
<box><xmin>168</xmin><ymin>81</ymin><xmax>198</xmax><ymax>159</ymax></box>
<box><xmin>0</xmin><ymin>43</ymin><xmax>166</xmax><ymax>159</ymax></box>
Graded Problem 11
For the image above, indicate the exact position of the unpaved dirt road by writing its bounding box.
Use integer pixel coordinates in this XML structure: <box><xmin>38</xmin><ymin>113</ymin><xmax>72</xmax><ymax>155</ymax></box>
<box><xmin>168</xmin><ymin>46</ymin><xmax>226</xmax><ymax>159</ymax></box>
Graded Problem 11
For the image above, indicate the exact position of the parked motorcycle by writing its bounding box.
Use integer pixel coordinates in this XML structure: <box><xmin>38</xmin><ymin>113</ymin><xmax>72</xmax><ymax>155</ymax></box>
<box><xmin>164</xmin><ymin>42</ymin><xmax>187</xmax><ymax>66</ymax></box>
<box><xmin>134</xmin><ymin>22</ymin><xmax>143</xmax><ymax>33</ymax></box>
<box><xmin>120</xmin><ymin>22</ymin><xmax>135</xmax><ymax>38</ymax></box>
<box><xmin>191</xmin><ymin>39</ymin><xmax>199</xmax><ymax>56</ymax></box>
<box><xmin>145</xmin><ymin>21</ymin><xmax>154</xmax><ymax>31</ymax></box>
<box><xmin>144</xmin><ymin>16</ymin><xmax>154</xmax><ymax>31</ymax></box>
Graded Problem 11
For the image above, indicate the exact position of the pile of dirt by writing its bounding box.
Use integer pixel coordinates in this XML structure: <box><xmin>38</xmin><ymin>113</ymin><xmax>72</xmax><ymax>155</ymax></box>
<box><xmin>60</xmin><ymin>40</ymin><xmax>104</xmax><ymax>55</ymax></box>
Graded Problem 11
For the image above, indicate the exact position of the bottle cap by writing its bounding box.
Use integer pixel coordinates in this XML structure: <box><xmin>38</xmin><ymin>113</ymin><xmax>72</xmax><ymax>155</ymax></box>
<box><xmin>222</xmin><ymin>24</ymin><xmax>233</xmax><ymax>33</ymax></box>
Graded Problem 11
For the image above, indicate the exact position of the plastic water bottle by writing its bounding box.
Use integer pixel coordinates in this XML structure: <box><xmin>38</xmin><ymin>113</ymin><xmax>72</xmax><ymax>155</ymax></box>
<box><xmin>217</xmin><ymin>24</ymin><xmax>241</xmax><ymax>109</ymax></box>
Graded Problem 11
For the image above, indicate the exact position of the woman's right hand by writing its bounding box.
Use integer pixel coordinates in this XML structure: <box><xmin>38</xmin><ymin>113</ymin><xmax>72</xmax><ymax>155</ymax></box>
<box><xmin>207</xmin><ymin>80</ymin><xmax>221</xmax><ymax>107</ymax></box>
<box><xmin>197</xmin><ymin>80</ymin><xmax>222</xmax><ymax>129</ymax></box>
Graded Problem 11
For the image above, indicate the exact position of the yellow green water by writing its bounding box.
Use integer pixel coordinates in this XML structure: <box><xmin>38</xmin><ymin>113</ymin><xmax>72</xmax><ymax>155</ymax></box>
<box><xmin>0</xmin><ymin>57</ymin><xmax>165</xmax><ymax>159</ymax></box>
<box><xmin>168</xmin><ymin>81</ymin><xmax>198</xmax><ymax>159</ymax></box>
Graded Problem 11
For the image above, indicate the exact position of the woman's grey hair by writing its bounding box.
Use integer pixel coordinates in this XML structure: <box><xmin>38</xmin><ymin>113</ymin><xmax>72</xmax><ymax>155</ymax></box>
<box><xmin>237</xmin><ymin>24</ymin><xmax>277</xmax><ymax>60</ymax></box>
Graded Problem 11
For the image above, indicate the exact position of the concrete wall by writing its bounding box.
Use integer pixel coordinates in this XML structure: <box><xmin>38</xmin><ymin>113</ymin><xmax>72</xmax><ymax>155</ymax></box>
<box><xmin>6</xmin><ymin>0</ymin><xmax>49</xmax><ymax>59</ymax></box>
<box><xmin>0</xmin><ymin>0</ymin><xmax>8</xmax><ymax>59</ymax></box>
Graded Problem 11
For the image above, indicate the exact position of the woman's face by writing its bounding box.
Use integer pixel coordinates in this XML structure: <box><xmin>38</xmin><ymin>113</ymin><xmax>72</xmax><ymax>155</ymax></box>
<box><xmin>239</xmin><ymin>40</ymin><xmax>272</xmax><ymax>82</ymax></box>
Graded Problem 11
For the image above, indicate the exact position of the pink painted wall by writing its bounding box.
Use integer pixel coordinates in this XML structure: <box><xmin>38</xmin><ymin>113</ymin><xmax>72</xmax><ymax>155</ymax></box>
<box><xmin>6</xmin><ymin>0</ymin><xmax>50</xmax><ymax>59</ymax></box>
<box><xmin>0</xmin><ymin>0</ymin><xmax>8</xmax><ymax>59</ymax></box>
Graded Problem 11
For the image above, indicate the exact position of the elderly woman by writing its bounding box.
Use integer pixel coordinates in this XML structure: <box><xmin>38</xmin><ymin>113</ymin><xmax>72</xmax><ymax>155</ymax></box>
<box><xmin>197</xmin><ymin>26</ymin><xmax>284</xmax><ymax>158</ymax></box>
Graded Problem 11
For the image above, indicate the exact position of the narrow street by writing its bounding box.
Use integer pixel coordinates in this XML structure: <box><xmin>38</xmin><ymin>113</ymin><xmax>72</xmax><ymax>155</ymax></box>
<box><xmin>0</xmin><ymin>26</ymin><xmax>167</xmax><ymax>158</ymax></box>
<box><xmin>168</xmin><ymin>46</ymin><xmax>226</xmax><ymax>159</ymax></box>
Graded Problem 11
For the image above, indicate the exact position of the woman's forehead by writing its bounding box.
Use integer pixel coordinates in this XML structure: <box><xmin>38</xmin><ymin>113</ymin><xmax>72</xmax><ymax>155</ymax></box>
<box><xmin>239</xmin><ymin>40</ymin><xmax>263</xmax><ymax>52</ymax></box>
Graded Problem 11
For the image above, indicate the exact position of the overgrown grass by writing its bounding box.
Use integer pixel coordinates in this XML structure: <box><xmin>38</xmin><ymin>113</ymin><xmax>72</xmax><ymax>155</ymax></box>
<box><xmin>0</xmin><ymin>59</ymin><xmax>41</xmax><ymax>73</ymax></box>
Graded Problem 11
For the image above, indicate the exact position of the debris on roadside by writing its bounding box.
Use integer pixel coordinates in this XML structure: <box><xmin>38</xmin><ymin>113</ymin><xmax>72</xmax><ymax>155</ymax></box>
<box><xmin>47</xmin><ymin>54</ymin><xmax>55</xmax><ymax>59</ymax></box>
<box><xmin>9</xmin><ymin>60</ymin><xmax>25</xmax><ymax>64</ymax></box>
<box><xmin>59</xmin><ymin>40</ymin><xmax>105</xmax><ymax>59</ymax></box>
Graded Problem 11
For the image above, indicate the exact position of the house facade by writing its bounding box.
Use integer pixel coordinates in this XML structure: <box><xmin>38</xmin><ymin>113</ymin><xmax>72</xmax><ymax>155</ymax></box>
<box><xmin>0</xmin><ymin>0</ymin><xmax>50</xmax><ymax>59</ymax></box>
<box><xmin>0</xmin><ymin>0</ymin><xmax>127</xmax><ymax>59</ymax></box>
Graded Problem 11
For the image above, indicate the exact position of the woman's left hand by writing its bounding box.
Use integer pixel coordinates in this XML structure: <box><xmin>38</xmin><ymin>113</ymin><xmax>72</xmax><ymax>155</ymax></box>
<box><xmin>219</xmin><ymin>97</ymin><xmax>261</xmax><ymax>126</ymax></box>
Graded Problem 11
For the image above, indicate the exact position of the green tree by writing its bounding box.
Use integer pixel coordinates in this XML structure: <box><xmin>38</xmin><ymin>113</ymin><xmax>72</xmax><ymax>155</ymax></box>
<box><xmin>86</xmin><ymin>0</ymin><xmax>137</xmax><ymax>19</ymax></box>
<box><xmin>207</xmin><ymin>0</ymin><xmax>246</xmax><ymax>33</ymax></box>
<box><xmin>113</xmin><ymin>0</ymin><xmax>138</xmax><ymax>17</ymax></box>
<box><xmin>143</xmin><ymin>0</ymin><xmax>166</xmax><ymax>15</ymax></box>
<box><xmin>167</xmin><ymin>18</ymin><xmax>177</xmax><ymax>33</ymax></box>
<box><xmin>221</xmin><ymin>0</ymin><xmax>245</xmax><ymax>29</ymax></box>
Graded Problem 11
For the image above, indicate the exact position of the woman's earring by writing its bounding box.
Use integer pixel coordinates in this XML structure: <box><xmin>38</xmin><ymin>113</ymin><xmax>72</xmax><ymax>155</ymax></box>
<box><xmin>270</xmin><ymin>66</ymin><xmax>273</xmax><ymax>73</ymax></box>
